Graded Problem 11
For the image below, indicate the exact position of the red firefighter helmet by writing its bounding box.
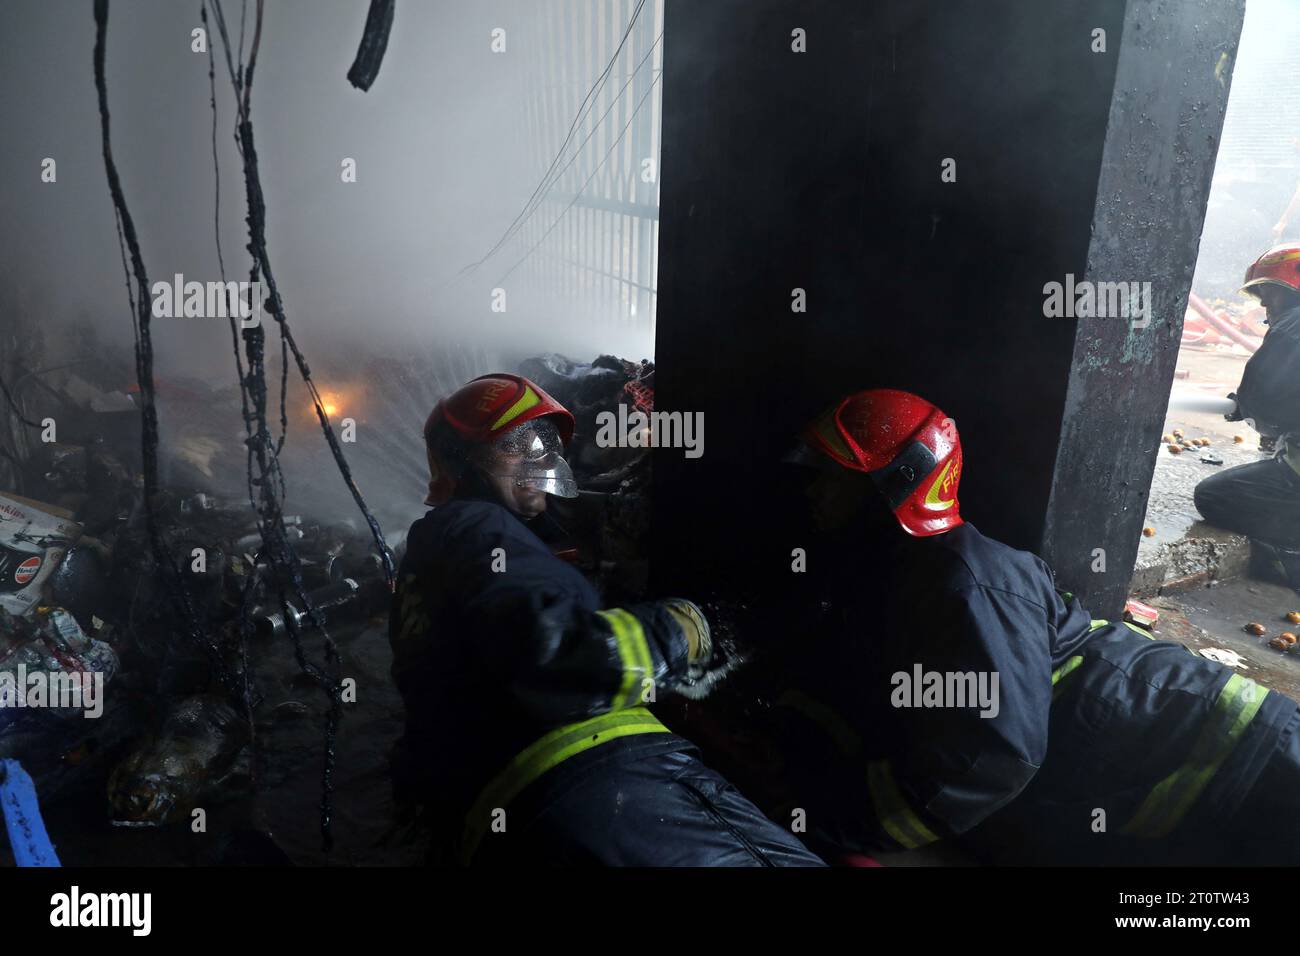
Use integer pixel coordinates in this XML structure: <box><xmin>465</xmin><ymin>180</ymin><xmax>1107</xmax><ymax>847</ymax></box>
<box><xmin>1241</xmin><ymin>244</ymin><xmax>1300</xmax><ymax>299</ymax></box>
<box><xmin>799</xmin><ymin>388</ymin><xmax>963</xmax><ymax>536</ymax></box>
<box><xmin>423</xmin><ymin>374</ymin><xmax>575</xmax><ymax>506</ymax></box>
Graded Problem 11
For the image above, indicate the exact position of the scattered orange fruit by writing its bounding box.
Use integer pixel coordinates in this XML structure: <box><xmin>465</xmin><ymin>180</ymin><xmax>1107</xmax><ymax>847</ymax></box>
<box><xmin>1168</xmin><ymin>444</ymin><xmax>1183</xmax><ymax>454</ymax></box>
<box><xmin>1246</xmin><ymin>622</ymin><xmax>1267</xmax><ymax>636</ymax></box>
<box><xmin>1286</xmin><ymin>611</ymin><xmax>1300</xmax><ymax>624</ymax></box>
<box><xmin>1234</xmin><ymin>435</ymin><xmax>1245</xmax><ymax>443</ymax></box>
<box><xmin>1142</xmin><ymin>527</ymin><xmax>1156</xmax><ymax>537</ymax></box>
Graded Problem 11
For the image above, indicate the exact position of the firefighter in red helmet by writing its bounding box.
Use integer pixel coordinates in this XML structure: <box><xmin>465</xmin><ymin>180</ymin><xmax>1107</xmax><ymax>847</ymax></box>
<box><xmin>742</xmin><ymin>388</ymin><xmax>1300</xmax><ymax>864</ymax></box>
<box><xmin>790</xmin><ymin>388</ymin><xmax>963</xmax><ymax>537</ymax></box>
<box><xmin>389</xmin><ymin>373</ymin><xmax>822</xmax><ymax>867</ymax></box>
<box><xmin>1195</xmin><ymin>244</ymin><xmax>1300</xmax><ymax>590</ymax></box>
<box><xmin>421</xmin><ymin>372</ymin><xmax>579</xmax><ymax>519</ymax></box>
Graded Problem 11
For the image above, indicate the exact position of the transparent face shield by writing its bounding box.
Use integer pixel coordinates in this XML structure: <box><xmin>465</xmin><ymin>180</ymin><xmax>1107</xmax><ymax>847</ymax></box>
<box><xmin>472</xmin><ymin>418</ymin><xmax>579</xmax><ymax>507</ymax></box>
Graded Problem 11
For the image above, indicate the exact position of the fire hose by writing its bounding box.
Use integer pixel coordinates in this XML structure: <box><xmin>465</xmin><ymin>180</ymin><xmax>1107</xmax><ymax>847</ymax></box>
<box><xmin>1167</xmin><ymin>391</ymin><xmax>1236</xmax><ymax>416</ymax></box>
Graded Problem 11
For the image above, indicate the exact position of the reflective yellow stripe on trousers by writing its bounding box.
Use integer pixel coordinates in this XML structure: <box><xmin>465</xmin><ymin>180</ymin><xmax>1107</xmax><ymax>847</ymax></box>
<box><xmin>778</xmin><ymin>688</ymin><xmax>864</xmax><ymax>760</ymax></box>
<box><xmin>781</xmin><ymin>689</ymin><xmax>939</xmax><ymax>850</ymax></box>
<box><xmin>597</xmin><ymin>608</ymin><xmax>655</xmax><ymax>710</ymax></box>
<box><xmin>866</xmin><ymin>759</ymin><xmax>941</xmax><ymax>850</ymax></box>
<box><xmin>1122</xmin><ymin>672</ymin><xmax>1269</xmax><ymax>839</ymax></box>
<box><xmin>1053</xmin><ymin>619</ymin><xmax>1268</xmax><ymax>836</ymax></box>
<box><xmin>459</xmin><ymin>707</ymin><xmax>671</xmax><ymax>865</ymax></box>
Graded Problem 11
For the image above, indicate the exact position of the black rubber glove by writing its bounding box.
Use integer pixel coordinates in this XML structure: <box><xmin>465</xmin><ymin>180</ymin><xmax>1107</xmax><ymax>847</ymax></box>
<box><xmin>1225</xmin><ymin>392</ymin><xmax>1244</xmax><ymax>422</ymax></box>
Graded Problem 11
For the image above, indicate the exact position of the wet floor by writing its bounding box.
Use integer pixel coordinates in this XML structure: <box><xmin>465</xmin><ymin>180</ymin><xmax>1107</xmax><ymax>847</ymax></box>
<box><xmin>1138</xmin><ymin>347</ymin><xmax>1259</xmax><ymax>568</ymax></box>
<box><xmin>1151</xmin><ymin>575</ymin><xmax>1300</xmax><ymax>701</ymax></box>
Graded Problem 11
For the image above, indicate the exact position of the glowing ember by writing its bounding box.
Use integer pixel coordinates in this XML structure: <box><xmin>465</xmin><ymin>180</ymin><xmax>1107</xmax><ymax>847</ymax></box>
<box><xmin>316</xmin><ymin>391</ymin><xmax>343</xmax><ymax>417</ymax></box>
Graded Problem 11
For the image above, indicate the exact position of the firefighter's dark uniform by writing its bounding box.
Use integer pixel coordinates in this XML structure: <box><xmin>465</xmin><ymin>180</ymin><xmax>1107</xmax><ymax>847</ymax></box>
<box><xmin>1196</xmin><ymin>303</ymin><xmax>1300</xmax><ymax>558</ymax></box>
<box><xmin>389</xmin><ymin>498</ymin><xmax>824</xmax><ymax>866</ymax></box>
<box><xmin>768</xmin><ymin>521</ymin><xmax>1300</xmax><ymax>865</ymax></box>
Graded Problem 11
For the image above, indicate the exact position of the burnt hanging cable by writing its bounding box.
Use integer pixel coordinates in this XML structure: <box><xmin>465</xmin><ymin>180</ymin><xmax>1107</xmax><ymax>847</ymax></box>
<box><xmin>209</xmin><ymin>0</ymin><xmax>400</xmax><ymax>849</ymax></box>
<box><xmin>211</xmin><ymin>0</ymin><xmax>288</xmax><ymax>510</ymax></box>
<box><xmin>240</xmin><ymin>290</ymin><xmax>346</xmax><ymax>850</ymax></box>
<box><xmin>202</xmin><ymin>0</ymin><xmax>260</xmax><ymax>780</ymax></box>
<box><xmin>202</xmin><ymin>0</ymin><xmax>259</xmax><ymax>480</ymax></box>
<box><xmin>209</xmin><ymin>0</ymin><xmax>342</xmax><ymax>849</ymax></box>
<box><xmin>207</xmin><ymin>0</ymin><xmax>245</xmax><ymax>124</ymax></box>
<box><xmin>209</xmin><ymin>0</ymin><xmax>291</xmax><ymax>462</ymax></box>
<box><xmin>347</xmin><ymin>0</ymin><xmax>396</xmax><ymax>92</ymax></box>
<box><xmin>111</xmin><ymin>204</ymin><xmax>138</xmax><ymax>333</ymax></box>
<box><xmin>217</xmin><ymin>0</ymin><xmax>395</xmax><ymax>587</ymax></box>
<box><xmin>93</xmin><ymin>0</ymin><xmax>247</xmax><ymax>702</ymax></box>
<box><xmin>0</xmin><ymin>375</ymin><xmax>43</xmax><ymax>430</ymax></box>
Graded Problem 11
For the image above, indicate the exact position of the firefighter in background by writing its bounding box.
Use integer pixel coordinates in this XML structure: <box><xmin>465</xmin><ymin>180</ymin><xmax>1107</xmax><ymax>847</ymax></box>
<box><xmin>1195</xmin><ymin>244</ymin><xmax>1300</xmax><ymax>591</ymax></box>
<box><xmin>749</xmin><ymin>388</ymin><xmax>1300</xmax><ymax>864</ymax></box>
<box><xmin>389</xmin><ymin>373</ymin><xmax>822</xmax><ymax>866</ymax></box>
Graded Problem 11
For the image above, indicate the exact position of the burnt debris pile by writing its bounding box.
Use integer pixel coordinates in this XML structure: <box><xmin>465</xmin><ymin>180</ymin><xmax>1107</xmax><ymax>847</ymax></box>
<box><xmin>0</xmin><ymin>0</ymin><xmax>658</xmax><ymax>863</ymax></box>
<box><xmin>519</xmin><ymin>353</ymin><xmax>656</xmax><ymax>603</ymax></box>
<box><xmin>0</xmin><ymin>363</ymin><xmax>394</xmax><ymax>841</ymax></box>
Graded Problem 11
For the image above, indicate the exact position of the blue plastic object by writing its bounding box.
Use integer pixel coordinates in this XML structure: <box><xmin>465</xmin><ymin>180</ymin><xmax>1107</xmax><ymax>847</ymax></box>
<box><xmin>0</xmin><ymin>758</ymin><xmax>61</xmax><ymax>867</ymax></box>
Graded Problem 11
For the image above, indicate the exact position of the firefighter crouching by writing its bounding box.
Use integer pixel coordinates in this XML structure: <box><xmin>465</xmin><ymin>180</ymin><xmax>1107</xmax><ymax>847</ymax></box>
<box><xmin>1196</xmin><ymin>244</ymin><xmax>1300</xmax><ymax>591</ymax></box>
<box><xmin>389</xmin><ymin>373</ymin><xmax>823</xmax><ymax>866</ymax></box>
<box><xmin>744</xmin><ymin>388</ymin><xmax>1300</xmax><ymax>864</ymax></box>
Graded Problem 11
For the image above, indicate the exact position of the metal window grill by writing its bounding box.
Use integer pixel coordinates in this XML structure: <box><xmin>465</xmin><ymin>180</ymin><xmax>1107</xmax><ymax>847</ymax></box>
<box><xmin>506</xmin><ymin>0</ymin><xmax>665</xmax><ymax>338</ymax></box>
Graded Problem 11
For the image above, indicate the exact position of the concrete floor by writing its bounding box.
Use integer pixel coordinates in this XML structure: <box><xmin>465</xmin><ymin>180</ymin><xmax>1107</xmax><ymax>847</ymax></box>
<box><xmin>1135</xmin><ymin>337</ymin><xmax>1300</xmax><ymax>699</ymax></box>
<box><xmin>1150</xmin><ymin>578</ymin><xmax>1300</xmax><ymax>701</ymax></box>
<box><xmin>1134</xmin><ymin>344</ymin><xmax>1264</xmax><ymax>593</ymax></box>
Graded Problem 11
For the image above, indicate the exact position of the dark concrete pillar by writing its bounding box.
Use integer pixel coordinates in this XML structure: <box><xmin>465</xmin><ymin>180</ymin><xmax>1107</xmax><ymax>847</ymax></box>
<box><xmin>650</xmin><ymin>0</ymin><xmax>1242</xmax><ymax>615</ymax></box>
<box><xmin>1041</xmin><ymin>0</ymin><xmax>1244</xmax><ymax>615</ymax></box>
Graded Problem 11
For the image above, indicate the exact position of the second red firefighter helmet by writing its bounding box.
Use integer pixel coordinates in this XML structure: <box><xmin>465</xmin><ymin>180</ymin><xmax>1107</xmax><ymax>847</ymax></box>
<box><xmin>423</xmin><ymin>373</ymin><xmax>576</xmax><ymax>506</ymax></box>
<box><xmin>798</xmin><ymin>388</ymin><xmax>963</xmax><ymax>537</ymax></box>
<box><xmin>1241</xmin><ymin>243</ymin><xmax>1300</xmax><ymax>299</ymax></box>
